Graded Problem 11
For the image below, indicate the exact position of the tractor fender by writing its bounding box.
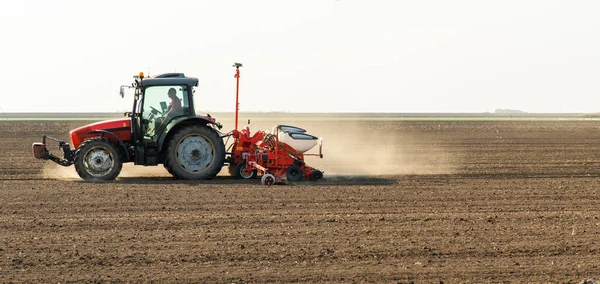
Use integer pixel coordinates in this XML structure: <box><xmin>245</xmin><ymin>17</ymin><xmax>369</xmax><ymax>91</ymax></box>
<box><xmin>89</xmin><ymin>129</ymin><xmax>131</xmax><ymax>162</ymax></box>
<box><xmin>157</xmin><ymin>116</ymin><xmax>222</xmax><ymax>152</ymax></box>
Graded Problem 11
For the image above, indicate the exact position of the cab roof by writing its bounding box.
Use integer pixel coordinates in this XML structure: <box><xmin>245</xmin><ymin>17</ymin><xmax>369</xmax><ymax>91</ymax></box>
<box><xmin>139</xmin><ymin>73</ymin><xmax>199</xmax><ymax>87</ymax></box>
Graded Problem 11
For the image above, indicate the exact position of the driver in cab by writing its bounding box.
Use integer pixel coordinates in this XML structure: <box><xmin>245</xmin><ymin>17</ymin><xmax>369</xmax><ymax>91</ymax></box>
<box><xmin>151</xmin><ymin>88</ymin><xmax>182</xmax><ymax>138</ymax></box>
<box><xmin>167</xmin><ymin>88</ymin><xmax>181</xmax><ymax>115</ymax></box>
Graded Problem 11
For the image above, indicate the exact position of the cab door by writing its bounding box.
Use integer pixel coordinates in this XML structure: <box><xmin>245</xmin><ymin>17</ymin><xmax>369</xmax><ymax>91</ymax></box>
<box><xmin>136</xmin><ymin>85</ymin><xmax>188</xmax><ymax>165</ymax></box>
<box><xmin>131</xmin><ymin>89</ymin><xmax>147</xmax><ymax>165</ymax></box>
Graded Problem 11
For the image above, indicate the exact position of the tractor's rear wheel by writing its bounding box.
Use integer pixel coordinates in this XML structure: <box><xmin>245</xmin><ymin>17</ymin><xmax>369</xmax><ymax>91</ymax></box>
<box><xmin>74</xmin><ymin>137</ymin><xmax>123</xmax><ymax>181</ymax></box>
<box><xmin>165</xmin><ymin>125</ymin><xmax>225</xmax><ymax>180</ymax></box>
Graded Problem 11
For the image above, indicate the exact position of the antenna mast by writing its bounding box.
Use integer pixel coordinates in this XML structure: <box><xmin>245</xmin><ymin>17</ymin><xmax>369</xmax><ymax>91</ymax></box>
<box><xmin>233</xmin><ymin>63</ymin><xmax>243</xmax><ymax>130</ymax></box>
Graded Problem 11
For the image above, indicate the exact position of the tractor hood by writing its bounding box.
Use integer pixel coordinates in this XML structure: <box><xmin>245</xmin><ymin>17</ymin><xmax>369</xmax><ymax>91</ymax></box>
<box><xmin>69</xmin><ymin>118</ymin><xmax>131</xmax><ymax>149</ymax></box>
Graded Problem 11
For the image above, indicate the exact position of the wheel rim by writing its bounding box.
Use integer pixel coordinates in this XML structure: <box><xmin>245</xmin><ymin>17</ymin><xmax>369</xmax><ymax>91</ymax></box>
<box><xmin>239</xmin><ymin>165</ymin><xmax>254</xmax><ymax>179</ymax></box>
<box><xmin>310</xmin><ymin>171</ymin><xmax>323</xmax><ymax>180</ymax></box>
<box><xmin>287</xmin><ymin>166</ymin><xmax>302</xmax><ymax>181</ymax></box>
<box><xmin>262</xmin><ymin>174</ymin><xmax>275</xmax><ymax>186</ymax></box>
<box><xmin>176</xmin><ymin>134</ymin><xmax>215</xmax><ymax>173</ymax></box>
<box><xmin>265</xmin><ymin>176</ymin><xmax>274</xmax><ymax>185</ymax></box>
<box><xmin>83</xmin><ymin>146</ymin><xmax>115</xmax><ymax>177</ymax></box>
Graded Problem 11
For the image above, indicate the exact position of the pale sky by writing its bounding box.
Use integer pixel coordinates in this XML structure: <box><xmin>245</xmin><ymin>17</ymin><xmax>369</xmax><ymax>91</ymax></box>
<box><xmin>1</xmin><ymin>0</ymin><xmax>599</xmax><ymax>113</ymax></box>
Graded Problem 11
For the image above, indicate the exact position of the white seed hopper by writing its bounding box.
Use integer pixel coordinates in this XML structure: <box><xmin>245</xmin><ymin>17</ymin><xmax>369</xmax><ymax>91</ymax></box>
<box><xmin>275</xmin><ymin>125</ymin><xmax>319</xmax><ymax>154</ymax></box>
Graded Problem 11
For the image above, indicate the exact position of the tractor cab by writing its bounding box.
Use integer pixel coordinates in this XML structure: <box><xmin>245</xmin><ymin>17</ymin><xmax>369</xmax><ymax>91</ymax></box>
<box><xmin>135</xmin><ymin>74</ymin><xmax>196</xmax><ymax>141</ymax></box>
<box><xmin>121</xmin><ymin>72</ymin><xmax>221</xmax><ymax>166</ymax></box>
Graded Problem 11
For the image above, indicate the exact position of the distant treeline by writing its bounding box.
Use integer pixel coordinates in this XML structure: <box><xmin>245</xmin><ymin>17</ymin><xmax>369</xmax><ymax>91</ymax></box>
<box><xmin>3</xmin><ymin>112</ymin><xmax>124</xmax><ymax>118</ymax></box>
<box><xmin>494</xmin><ymin>109</ymin><xmax>526</xmax><ymax>114</ymax></box>
<box><xmin>2</xmin><ymin>112</ymin><xmax>600</xmax><ymax>118</ymax></box>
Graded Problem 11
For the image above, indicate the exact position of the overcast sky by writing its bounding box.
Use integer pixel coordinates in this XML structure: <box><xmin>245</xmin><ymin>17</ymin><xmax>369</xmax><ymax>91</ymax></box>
<box><xmin>1</xmin><ymin>0</ymin><xmax>599</xmax><ymax>113</ymax></box>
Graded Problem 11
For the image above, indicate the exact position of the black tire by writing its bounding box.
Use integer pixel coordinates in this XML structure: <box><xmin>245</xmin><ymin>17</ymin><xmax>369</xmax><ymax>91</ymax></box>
<box><xmin>235</xmin><ymin>161</ymin><xmax>257</xmax><ymax>179</ymax></box>
<box><xmin>286</xmin><ymin>165</ymin><xmax>303</xmax><ymax>181</ymax></box>
<box><xmin>165</xmin><ymin>125</ymin><xmax>225</xmax><ymax>180</ymax></box>
<box><xmin>74</xmin><ymin>137</ymin><xmax>123</xmax><ymax>181</ymax></box>
<box><xmin>163</xmin><ymin>159</ymin><xmax>174</xmax><ymax>175</ymax></box>
<box><xmin>309</xmin><ymin>170</ymin><xmax>323</xmax><ymax>181</ymax></box>
<box><xmin>261</xmin><ymin>174</ymin><xmax>275</xmax><ymax>186</ymax></box>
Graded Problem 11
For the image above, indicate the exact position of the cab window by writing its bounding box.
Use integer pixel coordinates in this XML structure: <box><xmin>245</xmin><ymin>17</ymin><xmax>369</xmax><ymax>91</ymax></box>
<box><xmin>141</xmin><ymin>86</ymin><xmax>189</xmax><ymax>140</ymax></box>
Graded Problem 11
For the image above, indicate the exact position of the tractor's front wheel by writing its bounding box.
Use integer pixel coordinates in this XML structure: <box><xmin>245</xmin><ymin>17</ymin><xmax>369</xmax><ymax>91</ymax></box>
<box><xmin>165</xmin><ymin>125</ymin><xmax>225</xmax><ymax>180</ymax></box>
<box><xmin>74</xmin><ymin>137</ymin><xmax>123</xmax><ymax>181</ymax></box>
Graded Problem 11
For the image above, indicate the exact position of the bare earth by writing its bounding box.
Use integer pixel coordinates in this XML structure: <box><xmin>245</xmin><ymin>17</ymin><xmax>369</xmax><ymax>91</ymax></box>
<box><xmin>1</xmin><ymin>118</ymin><xmax>600</xmax><ymax>283</ymax></box>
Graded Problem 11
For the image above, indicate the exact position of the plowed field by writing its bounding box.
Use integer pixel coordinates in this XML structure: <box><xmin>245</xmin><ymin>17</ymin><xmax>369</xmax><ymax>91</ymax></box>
<box><xmin>1</xmin><ymin>119</ymin><xmax>600</xmax><ymax>282</ymax></box>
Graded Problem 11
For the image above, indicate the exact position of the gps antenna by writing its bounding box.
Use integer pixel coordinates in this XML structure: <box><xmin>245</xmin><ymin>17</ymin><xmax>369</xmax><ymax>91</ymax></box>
<box><xmin>233</xmin><ymin>63</ymin><xmax>243</xmax><ymax>130</ymax></box>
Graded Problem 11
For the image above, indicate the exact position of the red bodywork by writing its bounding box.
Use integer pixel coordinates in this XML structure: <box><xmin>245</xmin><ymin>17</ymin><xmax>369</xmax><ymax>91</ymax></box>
<box><xmin>70</xmin><ymin>118</ymin><xmax>131</xmax><ymax>149</ymax></box>
<box><xmin>228</xmin><ymin>65</ymin><xmax>322</xmax><ymax>183</ymax></box>
<box><xmin>230</xmin><ymin>126</ymin><xmax>322</xmax><ymax>182</ymax></box>
<box><xmin>245</xmin><ymin>141</ymin><xmax>310</xmax><ymax>179</ymax></box>
<box><xmin>230</xmin><ymin>126</ymin><xmax>265</xmax><ymax>166</ymax></box>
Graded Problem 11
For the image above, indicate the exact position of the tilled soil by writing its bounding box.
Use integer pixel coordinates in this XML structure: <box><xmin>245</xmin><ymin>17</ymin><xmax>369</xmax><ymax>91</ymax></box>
<box><xmin>1</xmin><ymin>119</ymin><xmax>600</xmax><ymax>283</ymax></box>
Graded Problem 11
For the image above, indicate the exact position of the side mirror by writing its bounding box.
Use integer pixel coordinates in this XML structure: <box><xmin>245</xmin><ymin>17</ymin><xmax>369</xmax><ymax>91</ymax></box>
<box><xmin>119</xmin><ymin>85</ymin><xmax>130</xmax><ymax>98</ymax></box>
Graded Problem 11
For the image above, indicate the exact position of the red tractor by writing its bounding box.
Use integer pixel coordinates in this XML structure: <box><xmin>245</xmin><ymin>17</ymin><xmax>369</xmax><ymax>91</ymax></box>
<box><xmin>32</xmin><ymin>72</ymin><xmax>225</xmax><ymax>180</ymax></box>
<box><xmin>32</xmin><ymin>64</ymin><xmax>323</xmax><ymax>184</ymax></box>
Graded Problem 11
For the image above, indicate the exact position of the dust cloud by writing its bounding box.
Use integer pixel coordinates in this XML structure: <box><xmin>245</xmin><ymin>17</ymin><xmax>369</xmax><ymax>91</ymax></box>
<box><xmin>219</xmin><ymin>119</ymin><xmax>458</xmax><ymax>177</ymax></box>
<box><xmin>42</xmin><ymin>163</ymin><xmax>170</xmax><ymax>180</ymax></box>
<box><xmin>297</xmin><ymin>121</ymin><xmax>457</xmax><ymax>176</ymax></box>
<box><xmin>41</xmin><ymin>120</ymin><xmax>458</xmax><ymax>180</ymax></box>
<box><xmin>42</xmin><ymin>163</ymin><xmax>79</xmax><ymax>180</ymax></box>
